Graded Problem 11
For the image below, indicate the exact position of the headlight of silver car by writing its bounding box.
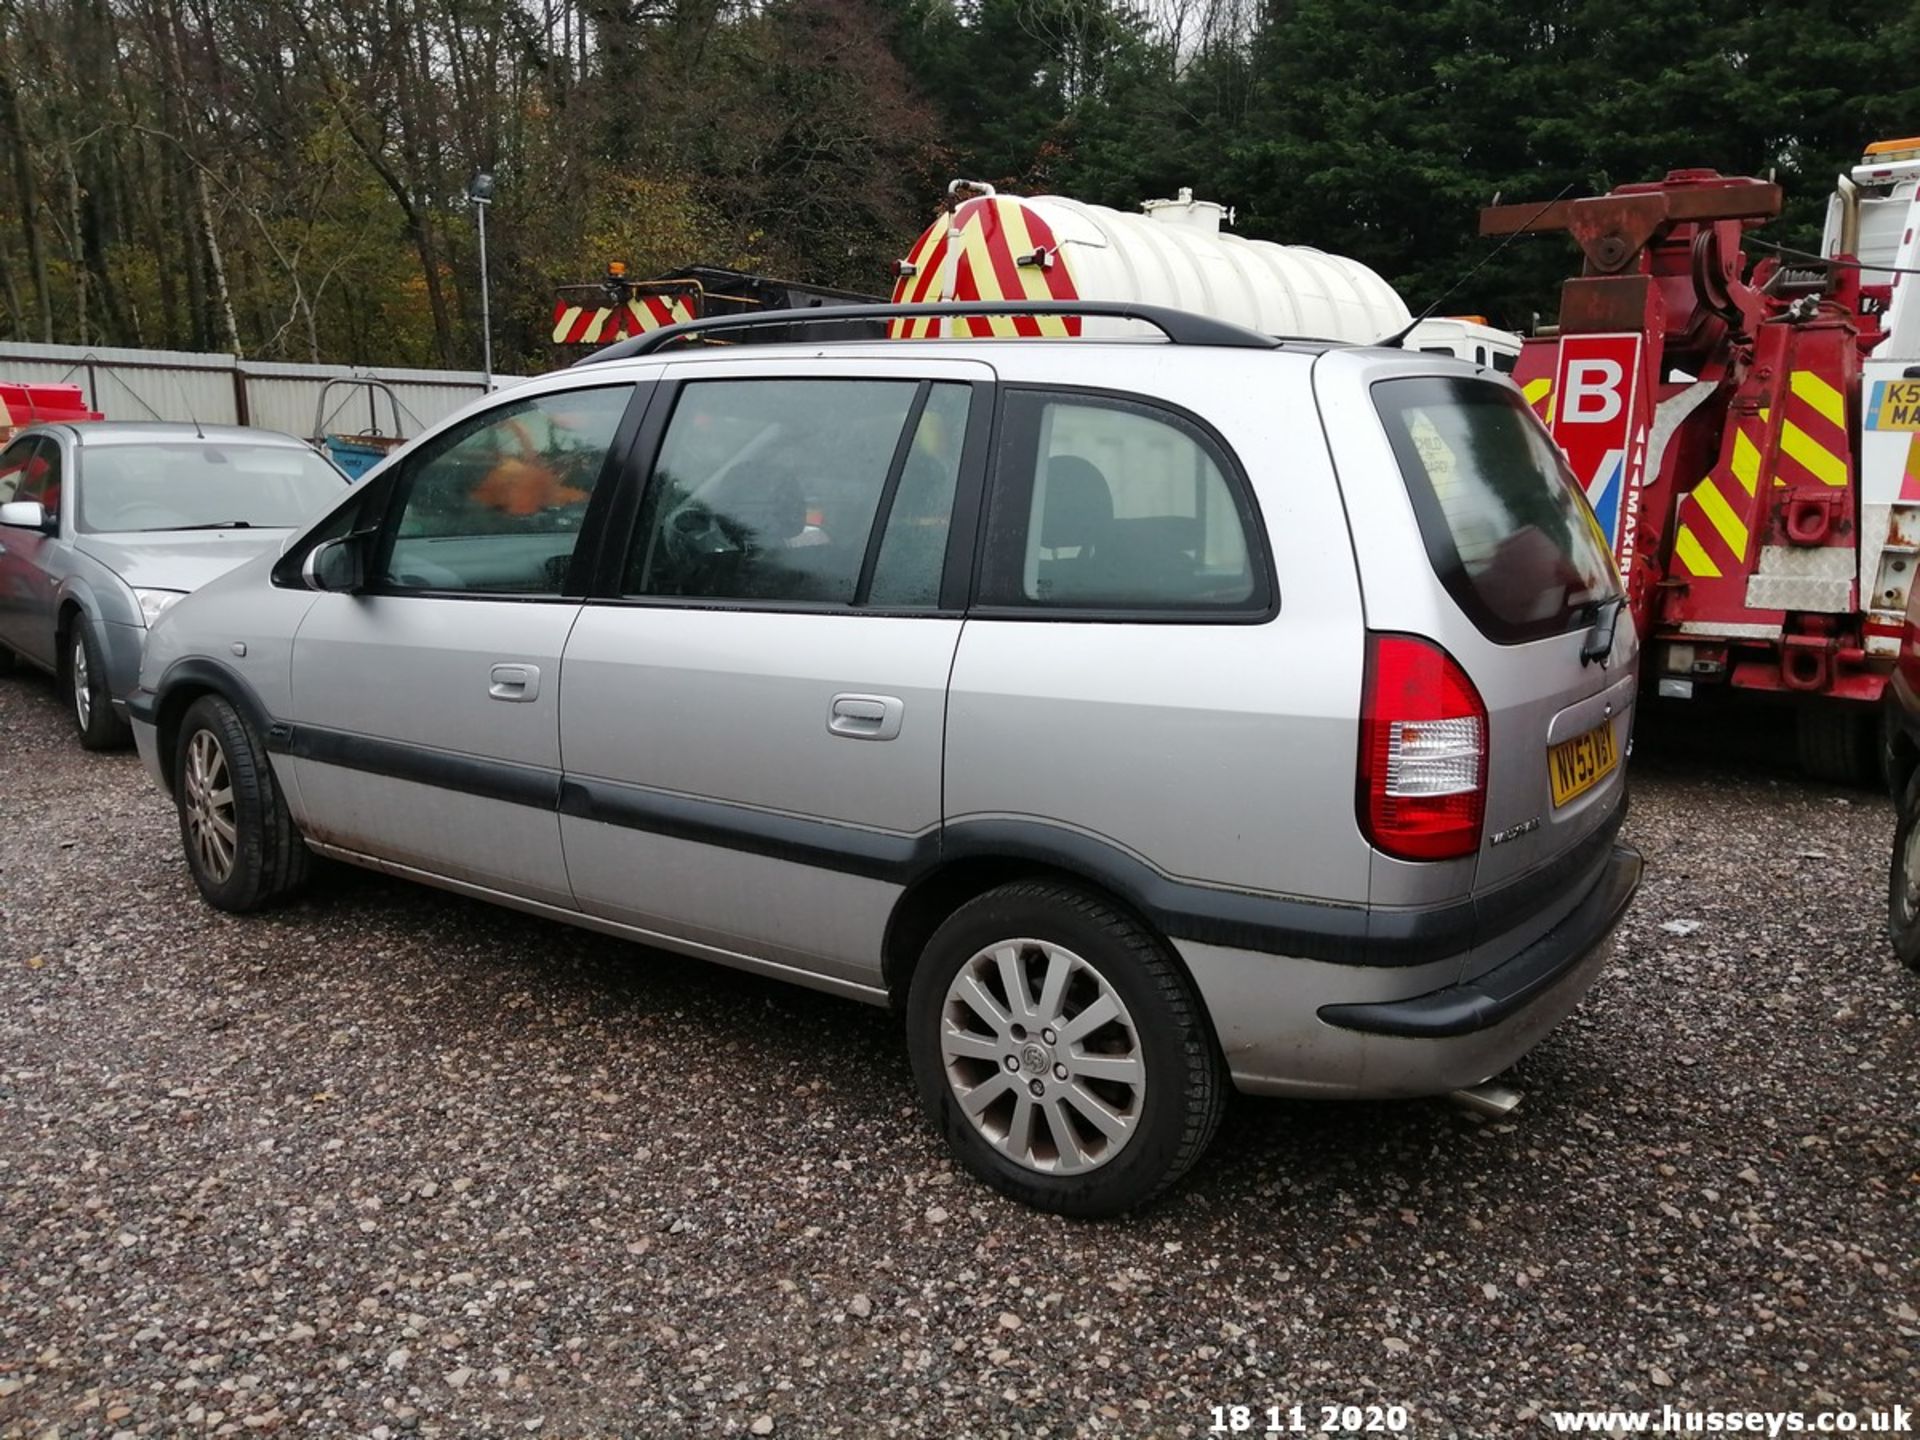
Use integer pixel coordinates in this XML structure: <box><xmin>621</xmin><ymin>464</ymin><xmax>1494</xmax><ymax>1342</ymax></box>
<box><xmin>133</xmin><ymin>588</ymin><xmax>188</xmax><ymax>627</ymax></box>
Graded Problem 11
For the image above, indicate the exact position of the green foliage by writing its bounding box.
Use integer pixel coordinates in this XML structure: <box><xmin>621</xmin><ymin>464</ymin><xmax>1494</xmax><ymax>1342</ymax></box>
<box><xmin>0</xmin><ymin>0</ymin><xmax>1914</xmax><ymax>364</ymax></box>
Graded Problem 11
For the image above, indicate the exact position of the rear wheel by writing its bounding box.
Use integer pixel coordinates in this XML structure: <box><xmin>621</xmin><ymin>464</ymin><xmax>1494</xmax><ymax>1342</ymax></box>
<box><xmin>1888</xmin><ymin>770</ymin><xmax>1920</xmax><ymax>972</ymax></box>
<box><xmin>1796</xmin><ymin>703</ymin><xmax>1876</xmax><ymax>786</ymax></box>
<box><xmin>173</xmin><ymin>693</ymin><xmax>311</xmax><ymax>911</ymax></box>
<box><xmin>905</xmin><ymin>881</ymin><xmax>1226</xmax><ymax>1217</ymax></box>
<box><xmin>66</xmin><ymin>619</ymin><xmax>130</xmax><ymax>750</ymax></box>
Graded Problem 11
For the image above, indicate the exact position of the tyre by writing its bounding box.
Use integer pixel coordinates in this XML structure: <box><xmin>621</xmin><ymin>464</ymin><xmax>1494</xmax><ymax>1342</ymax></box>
<box><xmin>65</xmin><ymin>619</ymin><xmax>130</xmax><ymax>750</ymax></box>
<box><xmin>1888</xmin><ymin>769</ymin><xmax>1920</xmax><ymax>972</ymax></box>
<box><xmin>905</xmin><ymin>881</ymin><xmax>1226</xmax><ymax>1217</ymax></box>
<box><xmin>1796</xmin><ymin>703</ymin><xmax>1876</xmax><ymax>786</ymax></box>
<box><xmin>173</xmin><ymin>693</ymin><xmax>312</xmax><ymax>912</ymax></box>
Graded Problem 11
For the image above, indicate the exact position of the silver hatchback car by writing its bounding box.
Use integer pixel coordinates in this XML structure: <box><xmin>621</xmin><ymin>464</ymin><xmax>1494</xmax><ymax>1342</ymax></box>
<box><xmin>0</xmin><ymin>421</ymin><xmax>347</xmax><ymax>748</ymax></box>
<box><xmin>131</xmin><ymin>303</ymin><xmax>1641</xmax><ymax>1215</ymax></box>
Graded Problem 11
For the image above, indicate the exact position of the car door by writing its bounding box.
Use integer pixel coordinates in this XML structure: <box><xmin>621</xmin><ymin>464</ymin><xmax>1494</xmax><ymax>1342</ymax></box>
<box><xmin>0</xmin><ymin>435</ymin><xmax>65</xmax><ymax>666</ymax></box>
<box><xmin>285</xmin><ymin>380</ymin><xmax>646</xmax><ymax>906</ymax></box>
<box><xmin>558</xmin><ymin>359</ymin><xmax>992</xmax><ymax>991</ymax></box>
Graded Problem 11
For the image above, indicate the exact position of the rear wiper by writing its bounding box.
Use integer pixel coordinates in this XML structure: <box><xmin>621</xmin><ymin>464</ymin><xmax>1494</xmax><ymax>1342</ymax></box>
<box><xmin>1581</xmin><ymin>596</ymin><xmax>1626</xmax><ymax>666</ymax></box>
<box><xmin>154</xmin><ymin>520</ymin><xmax>255</xmax><ymax>530</ymax></box>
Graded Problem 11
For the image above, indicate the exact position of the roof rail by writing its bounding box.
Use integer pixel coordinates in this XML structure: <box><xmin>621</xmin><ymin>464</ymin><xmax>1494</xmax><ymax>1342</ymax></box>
<box><xmin>573</xmin><ymin>300</ymin><xmax>1283</xmax><ymax>365</ymax></box>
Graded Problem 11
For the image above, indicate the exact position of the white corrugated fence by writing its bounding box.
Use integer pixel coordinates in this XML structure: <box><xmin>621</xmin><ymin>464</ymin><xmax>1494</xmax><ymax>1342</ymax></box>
<box><xmin>0</xmin><ymin>342</ymin><xmax>516</xmax><ymax>441</ymax></box>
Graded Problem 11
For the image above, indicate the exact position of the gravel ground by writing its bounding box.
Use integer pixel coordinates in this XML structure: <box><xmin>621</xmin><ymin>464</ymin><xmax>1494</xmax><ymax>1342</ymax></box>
<box><xmin>1</xmin><ymin>671</ymin><xmax>1915</xmax><ymax>1440</ymax></box>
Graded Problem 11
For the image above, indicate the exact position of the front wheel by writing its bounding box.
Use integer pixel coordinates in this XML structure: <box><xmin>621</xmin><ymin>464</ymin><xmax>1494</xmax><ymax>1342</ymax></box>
<box><xmin>173</xmin><ymin>694</ymin><xmax>311</xmax><ymax>912</ymax></box>
<box><xmin>67</xmin><ymin>620</ymin><xmax>130</xmax><ymax>750</ymax></box>
<box><xmin>1887</xmin><ymin>770</ymin><xmax>1920</xmax><ymax>972</ymax></box>
<box><xmin>905</xmin><ymin>881</ymin><xmax>1226</xmax><ymax>1217</ymax></box>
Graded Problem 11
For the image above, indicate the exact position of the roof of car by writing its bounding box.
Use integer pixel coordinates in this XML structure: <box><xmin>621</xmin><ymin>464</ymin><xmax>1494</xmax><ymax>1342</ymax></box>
<box><xmin>60</xmin><ymin>421</ymin><xmax>311</xmax><ymax>448</ymax></box>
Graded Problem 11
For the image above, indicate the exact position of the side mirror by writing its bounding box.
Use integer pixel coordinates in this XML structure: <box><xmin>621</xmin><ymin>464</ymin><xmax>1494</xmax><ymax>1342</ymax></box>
<box><xmin>0</xmin><ymin>500</ymin><xmax>49</xmax><ymax>532</ymax></box>
<box><xmin>301</xmin><ymin>535</ymin><xmax>366</xmax><ymax>593</ymax></box>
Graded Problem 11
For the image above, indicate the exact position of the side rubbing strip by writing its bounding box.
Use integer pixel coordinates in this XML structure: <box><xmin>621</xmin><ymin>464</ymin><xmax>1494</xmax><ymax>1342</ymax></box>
<box><xmin>271</xmin><ymin>724</ymin><xmax>562</xmax><ymax>810</ymax></box>
<box><xmin>559</xmin><ymin>777</ymin><xmax>928</xmax><ymax>882</ymax></box>
<box><xmin>267</xmin><ymin>722</ymin><xmax>1625</xmax><ymax>972</ymax></box>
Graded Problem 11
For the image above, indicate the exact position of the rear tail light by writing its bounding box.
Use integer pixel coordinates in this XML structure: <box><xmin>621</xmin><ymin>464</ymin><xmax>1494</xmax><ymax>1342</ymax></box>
<box><xmin>1358</xmin><ymin>633</ymin><xmax>1488</xmax><ymax>861</ymax></box>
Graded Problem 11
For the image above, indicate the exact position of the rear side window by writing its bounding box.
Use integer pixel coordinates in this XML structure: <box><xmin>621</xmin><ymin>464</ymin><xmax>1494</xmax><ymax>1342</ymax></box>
<box><xmin>979</xmin><ymin>390</ymin><xmax>1265</xmax><ymax>613</ymax></box>
<box><xmin>1375</xmin><ymin>376</ymin><xmax>1619</xmax><ymax>644</ymax></box>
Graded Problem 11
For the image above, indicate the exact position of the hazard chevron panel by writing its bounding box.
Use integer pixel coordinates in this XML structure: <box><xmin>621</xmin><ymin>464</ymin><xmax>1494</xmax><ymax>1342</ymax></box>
<box><xmin>888</xmin><ymin>198</ymin><xmax>1080</xmax><ymax>339</ymax></box>
<box><xmin>552</xmin><ymin>292</ymin><xmax>695</xmax><ymax>347</ymax></box>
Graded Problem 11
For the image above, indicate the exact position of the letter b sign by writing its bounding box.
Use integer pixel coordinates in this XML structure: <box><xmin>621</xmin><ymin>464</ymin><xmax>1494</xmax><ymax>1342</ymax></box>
<box><xmin>1564</xmin><ymin>359</ymin><xmax>1625</xmax><ymax>424</ymax></box>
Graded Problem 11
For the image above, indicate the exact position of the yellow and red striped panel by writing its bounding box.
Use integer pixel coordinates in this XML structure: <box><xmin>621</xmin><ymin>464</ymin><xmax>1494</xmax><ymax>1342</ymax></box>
<box><xmin>551</xmin><ymin>292</ymin><xmax>695</xmax><ymax>346</ymax></box>
<box><xmin>1521</xmin><ymin>376</ymin><xmax>1555</xmax><ymax>426</ymax></box>
<box><xmin>888</xmin><ymin>198</ymin><xmax>1079</xmax><ymax>339</ymax></box>
<box><xmin>1773</xmin><ymin>369</ymin><xmax>1850</xmax><ymax>490</ymax></box>
<box><xmin>1670</xmin><ymin>368</ymin><xmax>1852</xmax><ymax>581</ymax></box>
<box><xmin>888</xmin><ymin>221</ymin><xmax>951</xmax><ymax>339</ymax></box>
<box><xmin>1671</xmin><ymin>415</ymin><xmax>1766</xmax><ymax>581</ymax></box>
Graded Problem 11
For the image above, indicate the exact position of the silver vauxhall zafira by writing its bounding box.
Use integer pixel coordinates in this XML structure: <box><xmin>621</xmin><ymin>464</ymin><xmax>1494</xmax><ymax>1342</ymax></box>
<box><xmin>126</xmin><ymin>303</ymin><xmax>1642</xmax><ymax>1216</ymax></box>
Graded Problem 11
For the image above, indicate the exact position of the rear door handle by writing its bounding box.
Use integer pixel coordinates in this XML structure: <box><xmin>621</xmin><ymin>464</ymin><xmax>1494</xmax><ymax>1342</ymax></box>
<box><xmin>828</xmin><ymin>692</ymin><xmax>904</xmax><ymax>740</ymax></box>
<box><xmin>489</xmin><ymin>662</ymin><xmax>541</xmax><ymax>702</ymax></box>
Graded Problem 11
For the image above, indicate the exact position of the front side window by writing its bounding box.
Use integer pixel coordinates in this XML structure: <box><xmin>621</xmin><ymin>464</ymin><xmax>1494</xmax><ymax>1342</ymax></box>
<box><xmin>76</xmin><ymin>443</ymin><xmax>344</xmax><ymax>533</ymax></box>
<box><xmin>8</xmin><ymin>439</ymin><xmax>61</xmax><ymax>522</ymax></box>
<box><xmin>378</xmin><ymin>385</ymin><xmax>632</xmax><ymax>594</ymax></box>
<box><xmin>626</xmin><ymin>378</ymin><xmax>967</xmax><ymax>608</ymax></box>
<box><xmin>979</xmin><ymin>391</ymin><xmax>1264</xmax><ymax>612</ymax></box>
<box><xmin>1374</xmin><ymin>376</ymin><xmax>1619</xmax><ymax>643</ymax></box>
<box><xmin>0</xmin><ymin>439</ymin><xmax>37</xmax><ymax>504</ymax></box>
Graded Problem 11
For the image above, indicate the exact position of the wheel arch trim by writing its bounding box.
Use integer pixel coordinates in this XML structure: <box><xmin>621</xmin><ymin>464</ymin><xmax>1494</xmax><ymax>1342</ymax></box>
<box><xmin>142</xmin><ymin>658</ymin><xmax>278</xmax><ymax>792</ymax></box>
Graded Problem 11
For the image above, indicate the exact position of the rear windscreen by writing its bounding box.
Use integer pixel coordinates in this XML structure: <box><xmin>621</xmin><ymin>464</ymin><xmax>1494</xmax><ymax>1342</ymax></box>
<box><xmin>1374</xmin><ymin>376</ymin><xmax>1620</xmax><ymax>644</ymax></box>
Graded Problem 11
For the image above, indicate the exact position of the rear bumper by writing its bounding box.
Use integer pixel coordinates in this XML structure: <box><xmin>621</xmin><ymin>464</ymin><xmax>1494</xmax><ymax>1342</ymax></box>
<box><xmin>1318</xmin><ymin>844</ymin><xmax>1641</xmax><ymax>1038</ymax></box>
<box><xmin>1181</xmin><ymin>842</ymin><xmax>1641</xmax><ymax>1099</ymax></box>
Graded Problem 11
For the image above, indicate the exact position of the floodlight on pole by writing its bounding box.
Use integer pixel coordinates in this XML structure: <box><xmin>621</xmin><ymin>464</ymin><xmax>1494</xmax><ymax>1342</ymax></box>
<box><xmin>468</xmin><ymin>170</ymin><xmax>495</xmax><ymax>387</ymax></box>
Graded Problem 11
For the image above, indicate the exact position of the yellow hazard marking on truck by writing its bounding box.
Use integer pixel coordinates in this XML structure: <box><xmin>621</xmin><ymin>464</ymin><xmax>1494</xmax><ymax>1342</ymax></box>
<box><xmin>1519</xmin><ymin>378</ymin><xmax>1556</xmax><ymax>425</ymax></box>
<box><xmin>552</xmin><ymin>305</ymin><xmax>584</xmax><ymax>344</ymax></box>
<box><xmin>1790</xmin><ymin>370</ymin><xmax>1847</xmax><ymax>431</ymax></box>
<box><xmin>1780</xmin><ymin>420</ymin><xmax>1849</xmax><ymax>487</ymax></box>
<box><xmin>1691</xmin><ymin>476</ymin><xmax>1748</xmax><ymax>559</ymax></box>
<box><xmin>1673</xmin><ymin>524</ymin><xmax>1721</xmax><ymax>579</ymax></box>
<box><xmin>954</xmin><ymin>216</ymin><xmax>1020</xmax><ymax>339</ymax></box>
<box><xmin>1730</xmin><ymin>429</ymin><xmax>1761</xmax><ymax>494</ymax></box>
<box><xmin>996</xmin><ymin>204</ymin><xmax>1074</xmax><ymax>338</ymax></box>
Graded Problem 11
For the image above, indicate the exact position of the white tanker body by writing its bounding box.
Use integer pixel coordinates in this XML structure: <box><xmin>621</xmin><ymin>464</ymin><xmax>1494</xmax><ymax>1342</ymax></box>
<box><xmin>888</xmin><ymin>182</ymin><xmax>1517</xmax><ymax>366</ymax></box>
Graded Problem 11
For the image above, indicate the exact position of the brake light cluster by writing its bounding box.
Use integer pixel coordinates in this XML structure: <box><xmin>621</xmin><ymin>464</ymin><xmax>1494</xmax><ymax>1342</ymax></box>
<box><xmin>1357</xmin><ymin>633</ymin><xmax>1487</xmax><ymax>861</ymax></box>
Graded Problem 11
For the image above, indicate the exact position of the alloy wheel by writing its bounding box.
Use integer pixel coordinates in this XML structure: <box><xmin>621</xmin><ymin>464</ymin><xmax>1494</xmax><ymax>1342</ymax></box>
<box><xmin>182</xmin><ymin>728</ymin><xmax>238</xmax><ymax>883</ymax></box>
<box><xmin>71</xmin><ymin>637</ymin><xmax>91</xmax><ymax>730</ymax></box>
<box><xmin>938</xmin><ymin>938</ymin><xmax>1146</xmax><ymax>1175</ymax></box>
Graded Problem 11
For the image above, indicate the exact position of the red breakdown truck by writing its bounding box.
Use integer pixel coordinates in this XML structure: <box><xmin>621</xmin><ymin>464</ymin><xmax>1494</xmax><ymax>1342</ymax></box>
<box><xmin>1484</xmin><ymin>138</ymin><xmax>1920</xmax><ymax>782</ymax></box>
<box><xmin>554</xmin><ymin>139</ymin><xmax>1920</xmax><ymax>782</ymax></box>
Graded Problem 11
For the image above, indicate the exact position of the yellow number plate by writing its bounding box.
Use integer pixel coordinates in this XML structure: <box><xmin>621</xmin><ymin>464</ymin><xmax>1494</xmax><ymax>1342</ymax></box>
<box><xmin>1549</xmin><ymin>721</ymin><xmax>1619</xmax><ymax>807</ymax></box>
<box><xmin>1873</xmin><ymin>379</ymin><xmax>1920</xmax><ymax>431</ymax></box>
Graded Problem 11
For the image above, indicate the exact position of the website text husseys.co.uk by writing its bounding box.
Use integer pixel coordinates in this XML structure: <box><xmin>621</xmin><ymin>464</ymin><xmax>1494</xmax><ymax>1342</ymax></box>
<box><xmin>1547</xmin><ymin>1405</ymin><xmax>1912</xmax><ymax>1434</ymax></box>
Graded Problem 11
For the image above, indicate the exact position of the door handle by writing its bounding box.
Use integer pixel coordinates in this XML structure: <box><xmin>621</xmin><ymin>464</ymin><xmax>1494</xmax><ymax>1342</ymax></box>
<box><xmin>488</xmin><ymin>662</ymin><xmax>541</xmax><ymax>702</ymax></box>
<box><xmin>828</xmin><ymin>692</ymin><xmax>904</xmax><ymax>741</ymax></box>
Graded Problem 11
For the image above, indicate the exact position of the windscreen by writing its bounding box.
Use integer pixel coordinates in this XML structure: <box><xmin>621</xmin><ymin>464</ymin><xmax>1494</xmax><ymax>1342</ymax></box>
<box><xmin>1374</xmin><ymin>376</ymin><xmax>1620</xmax><ymax>643</ymax></box>
<box><xmin>79</xmin><ymin>442</ymin><xmax>346</xmax><ymax>533</ymax></box>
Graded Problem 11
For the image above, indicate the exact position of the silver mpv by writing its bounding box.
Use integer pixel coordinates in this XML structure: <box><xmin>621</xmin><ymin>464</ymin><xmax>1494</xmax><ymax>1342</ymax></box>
<box><xmin>132</xmin><ymin>302</ymin><xmax>1642</xmax><ymax>1216</ymax></box>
